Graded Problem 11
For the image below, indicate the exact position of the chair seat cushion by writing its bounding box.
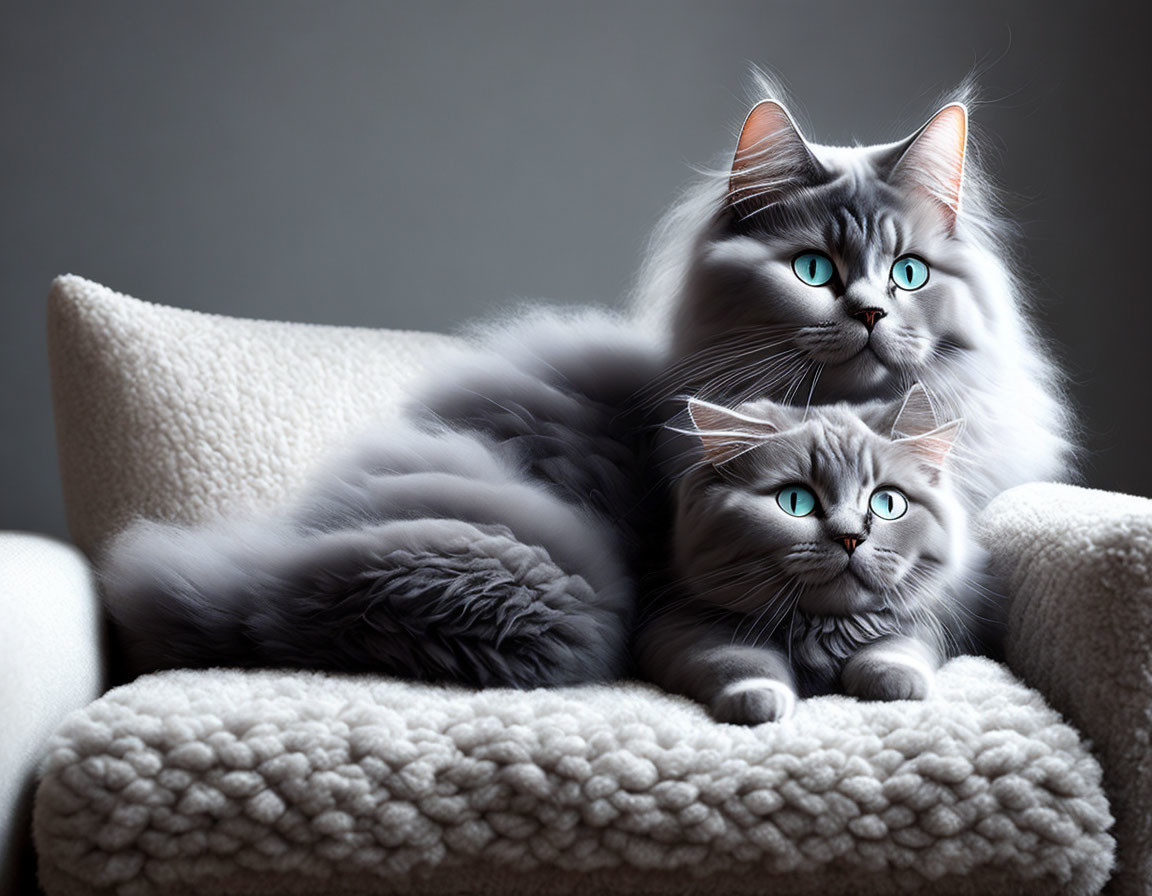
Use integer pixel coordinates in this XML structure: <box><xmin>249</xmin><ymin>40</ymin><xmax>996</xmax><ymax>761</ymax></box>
<box><xmin>33</xmin><ymin>656</ymin><xmax>1113</xmax><ymax>896</ymax></box>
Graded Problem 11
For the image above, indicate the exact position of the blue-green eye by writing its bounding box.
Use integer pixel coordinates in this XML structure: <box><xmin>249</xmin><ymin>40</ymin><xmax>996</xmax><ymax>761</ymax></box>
<box><xmin>777</xmin><ymin>485</ymin><xmax>817</xmax><ymax>517</ymax></box>
<box><xmin>869</xmin><ymin>488</ymin><xmax>909</xmax><ymax>520</ymax></box>
<box><xmin>891</xmin><ymin>256</ymin><xmax>929</xmax><ymax>290</ymax></box>
<box><xmin>792</xmin><ymin>252</ymin><xmax>835</xmax><ymax>287</ymax></box>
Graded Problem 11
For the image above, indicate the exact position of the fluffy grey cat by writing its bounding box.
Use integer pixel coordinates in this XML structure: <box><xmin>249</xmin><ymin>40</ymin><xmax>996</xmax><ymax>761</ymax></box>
<box><xmin>636</xmin><ymin>76</ymin><xmax>1073</xmax><ymax>510</ymax></box>
<box><xmin>637</xmin><ymin>385</ymin><xmax>999</xmax><ymax>724</ymax></box>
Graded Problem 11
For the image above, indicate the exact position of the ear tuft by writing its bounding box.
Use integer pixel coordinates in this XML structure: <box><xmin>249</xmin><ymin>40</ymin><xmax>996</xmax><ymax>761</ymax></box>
<box><xmin>729</xmin><ymin>100</ymin><xmax>822</xmax><ymax>216</ymax></box>
<box><xmin>890</xmin><ymin>103</ymin><xmax>968</xmax><ymax>229</ymax></box>
<box><xmin>687</xmin><ymin>397</ymin><xmax>781</xmax><ymax>466</ymax></box>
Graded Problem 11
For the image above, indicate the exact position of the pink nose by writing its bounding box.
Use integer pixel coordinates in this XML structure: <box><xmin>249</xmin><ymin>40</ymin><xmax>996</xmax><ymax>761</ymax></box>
<box><xmin>835</xmin><ymin>534</ymin><xmax>863</xmax><ymax>555</ymax></box>
<box><xmin>851</xmin><ymin>308</ymin><xmax>887</xmax><ymax>332</ymax></box>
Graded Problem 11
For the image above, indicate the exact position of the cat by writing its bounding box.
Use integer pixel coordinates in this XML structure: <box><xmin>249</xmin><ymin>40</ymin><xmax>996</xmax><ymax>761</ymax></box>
<box><xmin>101</xmin><ymin>309</ymin><xmax>665</xmax><ymax>687</ymax></box>
<box><xmin>635</xmin><ymin>74</ymin><xmax>1073</xmax><ymax>511</ymax></box>
<box><xmin>636</xmin><ymin>385</ymin><xmax>1000</xmax><ymax>725</ymax></box>
<box><xmin>101</xmin><ymin>80</ymin><xmax>1060</xmax><ymax>690</ymax></box>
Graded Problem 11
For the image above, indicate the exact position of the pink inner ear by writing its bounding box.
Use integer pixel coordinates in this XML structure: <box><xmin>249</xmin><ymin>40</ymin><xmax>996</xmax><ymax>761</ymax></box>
<box><xmin>728</xmin><ymin>100</ymin><xmax>817</xmax><ymax>210</ymax></box>
<box><xmin>898</xmin><ymin>420</ymin><xmax>963</xmax><ymax>471</ymax></box>
<box><xmin>732</xmin><ymin>101</ymin><xmax>797</xmax><ymax>169</ymax></box>
<box><xmin>893</xmin><ymin>103</ymin><xmax>968</xmax><ymax>221</ymax></box>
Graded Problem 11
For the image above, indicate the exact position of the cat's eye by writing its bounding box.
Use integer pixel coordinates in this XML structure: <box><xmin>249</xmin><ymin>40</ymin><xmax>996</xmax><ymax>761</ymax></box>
<box><xmin>869</xmin><ymin>488</ymin><xmax>909</xmax><ymax>520</ymax></box>
<box><xmin>777</xmin><ymin>485</ymin><xmax>817</xmax><ymax>517</ymax></box>
<box><xmin>792</xmin><ymin>252</ymin><xmax>835</xmax><ymax>287</ymax></box>
<box><xmin>891</xmin><ymin>255</ymin><xmax>929</xmax><ymax>291</ymax></box>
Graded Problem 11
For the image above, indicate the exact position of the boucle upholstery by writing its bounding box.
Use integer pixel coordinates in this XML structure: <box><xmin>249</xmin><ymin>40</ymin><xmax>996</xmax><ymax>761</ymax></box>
<box><xmin>46</xmin><ymin>275</ymin><xmax>458</xmax><ymax>557</ymax></box>
<box><xmin>980</xmin><ymin>484</ymin><xmax>1152</xmax><ymax>896</ymax></box>
<box><xmin>34</xmin><ymin>276</ymin><xmax>1135</xmax><ymax>894</ymax></box>
<box><xmin>34</xmin><ymin>658</ymin><xmax>1112</xmax><ymax>896</ymax></box>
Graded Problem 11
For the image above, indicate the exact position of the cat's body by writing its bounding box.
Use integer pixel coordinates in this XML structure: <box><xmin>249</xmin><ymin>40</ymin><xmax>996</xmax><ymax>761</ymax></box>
<box><xmin>637</xmin><ymin>389</ymin><xmax>1000</xmax><ymax>724</ymax></box>
<box><xmin>103</xmin><ymin>310</ymin><xmax>665</xmax><ymax>686</ymax></box>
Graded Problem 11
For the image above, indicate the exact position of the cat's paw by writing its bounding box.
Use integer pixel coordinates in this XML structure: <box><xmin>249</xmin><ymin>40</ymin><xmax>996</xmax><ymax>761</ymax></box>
<box><xmin>843</xmin><ymin>651</ymin><xmax>933</xmax><ymax>702</ymax></box>
<box><xmin>710</xmin><ymin>678</ymin><xmax>796</xmax><ymax>725</ymax></box>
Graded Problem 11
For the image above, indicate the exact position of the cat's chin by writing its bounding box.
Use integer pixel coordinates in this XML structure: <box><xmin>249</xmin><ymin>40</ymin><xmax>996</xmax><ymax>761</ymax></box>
<box><xmin>799</xmin><ymin>574</ymin><xmax>886</xmax><ymax>616</ymax></box>
<box><xmin>814</xmin><ymin>350</ymin><xmax>899</xmax><ymax>400</ymax></box>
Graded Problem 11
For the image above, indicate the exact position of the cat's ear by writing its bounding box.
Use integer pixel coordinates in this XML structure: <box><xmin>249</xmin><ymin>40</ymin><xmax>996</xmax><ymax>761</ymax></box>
<box><xmin>890</xmin><ymin>383</ymin><xmax>939</xmax><ymax>439</ymax></box>
<box><xmin>891</xmin><ymin>384</ymin><xmax>961</xmax><ymax>471</ymax></box>
<box><xmin>728</xmin><ymin>100</ymin><xmax>823</xmax><ymax>216</ymax></box>
<box><xmin>889</xmin><ymin>103</ymin><xmax>968</xmax><ymax>230</ymax></box>
<box><xmin>895</xmin><ymin>420</ymin><xmax>963</xmax><ymax>471</ymax></box>
<box><xmin>687</xmin><ymin>397</ymin><xmax>781</xmax><ymax>465</ymax></box>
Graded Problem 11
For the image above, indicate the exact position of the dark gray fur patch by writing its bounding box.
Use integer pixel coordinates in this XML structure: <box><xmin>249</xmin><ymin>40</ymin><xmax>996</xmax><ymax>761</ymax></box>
<box><xmin>101</xmin><ymin>311</ymin><xmax>666</xmax><ymax>687</ymax></box>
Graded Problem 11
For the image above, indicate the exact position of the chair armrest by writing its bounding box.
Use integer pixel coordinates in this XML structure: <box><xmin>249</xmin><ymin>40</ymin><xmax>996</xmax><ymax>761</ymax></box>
<box><xmin>0</xmin><ymin>533</ymin><xmax>106</xmax><ymax>894</ymax></box>
<box><xmin>978</xmin><ymin>483</ymin><xmax>1152</xmax><ymax>896</ymax></box>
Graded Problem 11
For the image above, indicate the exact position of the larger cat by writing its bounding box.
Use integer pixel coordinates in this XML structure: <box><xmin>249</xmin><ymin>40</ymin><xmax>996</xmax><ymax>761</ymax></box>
<box><xmin>102</xmin><ymin>81</ymin><xmax>1068</xmax><ymax>688</ymax></box>
<box><xmin>639</xmin><ymin>76</ymin><xmax>1072</xmax><ymax>510</ymax></box>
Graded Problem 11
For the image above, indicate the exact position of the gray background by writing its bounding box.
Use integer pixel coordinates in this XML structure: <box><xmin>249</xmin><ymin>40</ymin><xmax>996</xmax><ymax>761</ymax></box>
<box><xmin>2</xmin><ymin>1</ymin><xmax>1149</xmax><ymax>540</ymax></box>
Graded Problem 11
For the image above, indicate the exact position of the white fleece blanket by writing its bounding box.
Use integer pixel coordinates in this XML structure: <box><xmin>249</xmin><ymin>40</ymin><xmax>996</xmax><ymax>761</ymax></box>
<box><xmin>33</xmin><ymin>657</ymin><xmax>1112</xmax><ymax>896</ymax></box>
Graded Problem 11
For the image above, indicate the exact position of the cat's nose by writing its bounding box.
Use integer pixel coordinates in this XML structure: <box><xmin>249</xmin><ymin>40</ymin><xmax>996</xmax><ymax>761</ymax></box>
<box><xmin>851</xmin><ymin>308</ymin><xmax>887</xmax><ymax>332</ymax></box>
<box><xmin>834</xmin><ymin>534</ymin><xmax>865</xmax><ymax>555</ymax></box>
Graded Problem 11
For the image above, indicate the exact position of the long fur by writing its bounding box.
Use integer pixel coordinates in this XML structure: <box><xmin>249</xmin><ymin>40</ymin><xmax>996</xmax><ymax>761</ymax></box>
<box><xmin>102</xmin><ymin>310</ymin><xmax>665</xmax><ymax>686</ymax></box>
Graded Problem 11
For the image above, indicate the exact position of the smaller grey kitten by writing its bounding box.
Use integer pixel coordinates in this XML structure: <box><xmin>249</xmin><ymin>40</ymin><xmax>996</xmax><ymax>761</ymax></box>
<box><xmin>636</xmin><ymin>385</ymin><xmax>1000</xmax><ymax>725</ymax></box>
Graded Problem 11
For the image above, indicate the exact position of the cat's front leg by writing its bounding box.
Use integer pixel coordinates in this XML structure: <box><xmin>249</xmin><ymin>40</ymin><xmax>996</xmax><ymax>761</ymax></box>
<box><xmin>710</xmin><ymin>661</ymin><xmax>797</xmax><ymax>724</ymax></box>
<box><xmin>636</xmin><ymin>604</ymin><xmax>798</xmax><ymax>724</ymax></box>
<box><xmin>841</xmin><ymin>636</ymin><xmax>941</xmax><ymax>702</ymax></box>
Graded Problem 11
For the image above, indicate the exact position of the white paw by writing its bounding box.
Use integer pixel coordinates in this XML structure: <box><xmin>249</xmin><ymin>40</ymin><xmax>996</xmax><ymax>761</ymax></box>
<box><xmin>843</xmin><ymin>650</ymin><xmax>934</xmax><ymax>702</ymax></box>
<box><xmin>711</xmin><ymin>678</ymin><xmax>796</xmax><ymax>725</ymax></box>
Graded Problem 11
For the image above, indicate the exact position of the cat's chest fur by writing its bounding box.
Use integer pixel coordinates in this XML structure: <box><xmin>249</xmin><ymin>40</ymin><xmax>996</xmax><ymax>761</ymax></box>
<box><xmin>785</xmin><ymin>609</ymin><xmax>904</xmax><ymax>696</ymax></box>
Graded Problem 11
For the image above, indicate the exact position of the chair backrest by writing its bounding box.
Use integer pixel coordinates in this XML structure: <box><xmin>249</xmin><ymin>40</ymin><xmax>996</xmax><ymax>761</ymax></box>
<box><xmin>47</xmin><ymin>275</ymin><xmax>458</xmax><ymax>558</ymax></box>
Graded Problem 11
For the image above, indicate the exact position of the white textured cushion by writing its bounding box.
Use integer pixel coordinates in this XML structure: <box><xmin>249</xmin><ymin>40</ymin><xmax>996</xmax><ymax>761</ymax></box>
<box><xmin>980</xmin><ymin>483</ymin><xmax>1152</xmax><ymax>896</ymax></box>
<box><xmin>47</xmin><ymin>275</ymin><xmax>459</xmax><ymax>557</ymax></box>
<box><xmin>33</xmin><ymin>657</ymin><xmax>1112</xmax><ymax>896</ymax></box>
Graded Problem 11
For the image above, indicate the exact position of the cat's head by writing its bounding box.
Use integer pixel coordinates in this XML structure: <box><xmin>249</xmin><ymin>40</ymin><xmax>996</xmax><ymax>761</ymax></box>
<box><xmin>672</xmin><ymin>384</ymin><xmax>968</xmax><ymax>622</ymax></box>
<box><xmin>671</xmin><ymin>89</ymin><xmax>1006</xmax><ymax>403</ymax></box>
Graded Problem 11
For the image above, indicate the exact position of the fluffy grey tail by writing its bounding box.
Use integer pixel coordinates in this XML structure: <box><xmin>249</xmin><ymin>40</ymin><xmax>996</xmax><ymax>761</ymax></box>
<box><xmin>101</xmin><ymin>511</ymin><xmax>632</xmax><ymax>687</ymax></box>
<box><xmin>101</xmin><ymin>310</ymin><xmax>661</xmax><ymax>687</ymax></box>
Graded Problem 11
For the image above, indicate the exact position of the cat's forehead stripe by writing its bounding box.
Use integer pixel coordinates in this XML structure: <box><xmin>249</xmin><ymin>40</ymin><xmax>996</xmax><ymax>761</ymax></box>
<box><xmin>809</xmin><ymin>423</ymin><xmax>873</xmax><ymax>487</ymax></box>
<box><xmin>837</xmin><ymin>205</ymin><xmax>870</xmax><ymax>244</ymax></box>
<box><xmin>828</xmin><ymin>200</ymin><xmax>901</xmax><ymax>264</ymax></box>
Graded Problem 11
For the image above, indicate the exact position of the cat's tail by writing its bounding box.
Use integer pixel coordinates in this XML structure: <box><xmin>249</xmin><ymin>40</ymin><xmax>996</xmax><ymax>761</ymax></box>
<box><xmin>100</xmin><ymin>515</ymin><xmax>301</xmax><ymax>673</ymax></box>
<box><xmin>100</xmin><ymin>511</ymin><xmax>633</xmax><ymax>687</ymax></box>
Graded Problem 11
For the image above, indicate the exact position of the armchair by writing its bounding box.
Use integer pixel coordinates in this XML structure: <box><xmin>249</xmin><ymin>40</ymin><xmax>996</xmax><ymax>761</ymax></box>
<box><xmin>3</xmin><ymin>275</ymin><xmax>1147</xmax><ymax>895</ymax></box>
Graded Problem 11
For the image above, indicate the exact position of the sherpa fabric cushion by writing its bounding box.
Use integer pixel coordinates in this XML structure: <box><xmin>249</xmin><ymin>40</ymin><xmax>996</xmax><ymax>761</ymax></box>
<box><xmin>980</xmin><ymin>483</ymin><xmax>1152</xmax><ymax>896</ymax></box>
<box><xmin>34</xmin><ymin>658</ymin><xmax>1112</xmax><ymax>896</ymax></box>
<box><xmin>46</xmin><ymin>275</ymin><xmax>459</xmax><ymax>557</ymax></box>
